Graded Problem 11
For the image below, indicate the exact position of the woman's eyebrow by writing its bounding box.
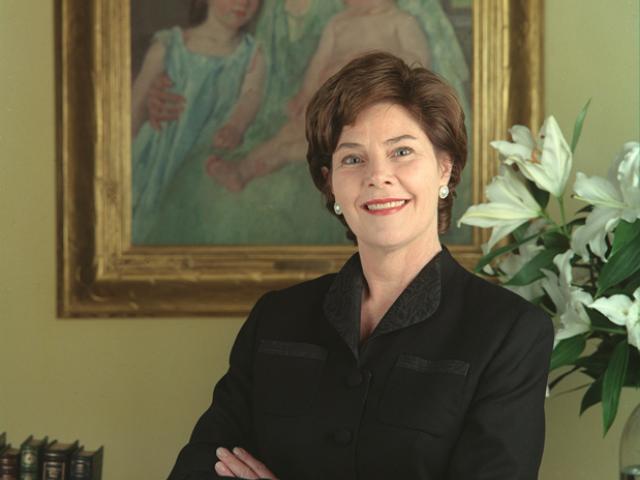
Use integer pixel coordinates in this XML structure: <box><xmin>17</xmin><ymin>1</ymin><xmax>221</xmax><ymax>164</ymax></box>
<box><xmin>335</xmin><ymin>134</ymin><xmax>418</xmax><ymax>152</ymax></box>
<box><xmin>334</xmin><ymin>142</ymin><xmax>363</xmax><ymax>152</ymax></box>
<box><xmin>384</xmin><ymin>134</ymin><xmax>417</xmax><ymax>145</ymax></box>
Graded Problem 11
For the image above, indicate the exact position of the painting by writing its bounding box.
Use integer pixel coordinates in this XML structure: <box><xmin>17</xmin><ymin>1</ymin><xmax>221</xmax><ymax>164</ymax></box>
<box><xmin>57</xmin><ymin>0</ymin><xmax>543</xmax><ymax>316</ymax></box>
<box><xmin>129</xmin><ymin>0</ymin><xmax>473</xmax><ymax>246</ymax></box>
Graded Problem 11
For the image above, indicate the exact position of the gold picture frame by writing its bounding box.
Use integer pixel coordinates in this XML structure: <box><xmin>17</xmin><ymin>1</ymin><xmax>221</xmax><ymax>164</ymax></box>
<box><xmin>57</xmin><ymin>0</ymin><xmax>543</xmax><ymax>317</ymax></box>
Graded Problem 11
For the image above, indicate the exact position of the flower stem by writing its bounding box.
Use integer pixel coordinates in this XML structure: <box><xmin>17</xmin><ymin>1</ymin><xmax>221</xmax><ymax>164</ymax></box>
<box><xmin>540</xmin><ymin>210</ymin><xmax>559</xmax><ymax>229</ymax></box>
<box><xmin>549</xmin><ymin>366</ymin><xmax>580</xmax><ymax>390</ymax></box>
<box><xmin>590</xmin><ymin>325</ymin><xmax>627</xmax><ymax>335</ymax></box>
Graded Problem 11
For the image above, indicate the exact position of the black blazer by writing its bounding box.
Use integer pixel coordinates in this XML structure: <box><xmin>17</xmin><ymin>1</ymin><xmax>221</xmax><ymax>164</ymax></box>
<box><xmin>168</xmin><ymin>247</ymin><xmax>554</xmax><ymax>480</ymax></box>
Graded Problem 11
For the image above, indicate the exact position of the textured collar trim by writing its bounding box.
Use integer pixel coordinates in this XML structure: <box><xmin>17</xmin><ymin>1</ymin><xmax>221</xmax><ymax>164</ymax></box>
<box><xmin>323</xmin><ymin>248</ymin><xmax>444</xmax><ymax>360</ymax></box>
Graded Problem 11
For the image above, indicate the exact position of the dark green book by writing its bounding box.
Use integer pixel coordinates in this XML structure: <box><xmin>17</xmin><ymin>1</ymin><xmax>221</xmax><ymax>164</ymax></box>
<box><xmin>0</xmin><ymin>445</ymin><xmax>20</xmax><ymax>480</ymax></box>
<box><xmin>0</xmin><ymin>433</ymin><xmax>6</xmax><ymax>451</ymax></box>
<box><xmin>19</xmin><ymin>435</ymin><xmax>49</xmax><ymax>480</ymax></box>
<box><xmin>70</xmin><ymin>447</ymin><xmax>103</xmax><ymax>480</ymax></box>
<box><xmin>42</xmin><ymin>441</ymin><xmax>79</xmax><ymax>480</ymax></box>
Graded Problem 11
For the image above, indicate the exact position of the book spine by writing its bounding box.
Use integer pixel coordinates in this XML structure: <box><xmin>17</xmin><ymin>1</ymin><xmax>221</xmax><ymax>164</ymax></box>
<box><xmin>69</xmin><ymin>458</ymin><xmax>91</xmax><ymax>480</ymax></box>
<box><xmin>0</xmin><ymin>464</ymin><xmax>18</xmax><ymax>480</ymax></box>
<box><xmin>42</xmin><ymin>460</ymin><xmax>66</xmax><ymax>480</ymax></box>
<box><xmin>19</xmin><ymin>445</ymin><xmax>39</xmax><ymax>480</ymax></box>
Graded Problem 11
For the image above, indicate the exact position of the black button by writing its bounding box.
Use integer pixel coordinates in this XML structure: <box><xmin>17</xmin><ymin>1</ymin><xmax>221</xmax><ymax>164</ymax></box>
<box><xmin>346</xmin><ymin>371</ymin><xmax>363</xmax><ymax>387</ymax></box>
<box><xmin>333</xmin><ymin>428</ymin><xmax>352</xmax><ymax>445</ymax></box>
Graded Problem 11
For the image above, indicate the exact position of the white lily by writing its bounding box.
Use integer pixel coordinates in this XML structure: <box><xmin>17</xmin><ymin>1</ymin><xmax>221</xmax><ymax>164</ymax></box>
<box><xmin>458</xmin><ymin>167</ymin><xmax>542</xmax><ymax>250</ymax></box>
<box><xmin>490</xmin><ymin>116</ymin><xmax>573</xmax><ymax>198</ymax></box>
<box><xmin>571</xmin><ymin>142</ymin><xmax>640</xmax><ymax>261</ymax></box>
<box><xmin>589</xmin><ymin>287</ymin><xmax>640</xmax><ymax>352</ymax></box>
<box><xmin>540</xmin><ymin>250</ymin><xmax>592</xmax><ymax>346</ymax></box>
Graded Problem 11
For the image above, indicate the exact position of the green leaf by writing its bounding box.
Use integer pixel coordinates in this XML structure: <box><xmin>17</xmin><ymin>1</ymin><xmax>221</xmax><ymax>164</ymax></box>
<box><xmin>624</xmin><ymin>348</ymin><xmax>640</xmax><ymax>388</ymax></box>
<box><xmin>527</xmin><ymin>179</ymin><xmax>550</xmax><ymax>209</ymax></box>
<box><xmin>504</xmin><ymin>247</ymin><xmax>564</xmax><ymax>286</ymax></box>
<box><xmin>542</xmin><ymin>231</ymin><xmax>570</xmax><ymax>250</ymax></box>
<box><xmin>601</xmin><ymin>340</ymin><xmax>629</xmax><ymax>435</ymax></box>
<box><xmin>551</xmin><ymin>335</ymin><xmax>587</xmax><ymax>371</ymax></box>
<box><xmin>597</xmin><ymin>236</ymin><xmax>640</xmax><ymax>296</ymax></box>
<box><xmin>570</xmin><ymin>98</ymin><xmax>592</xmax><ymax>153</ymax></box>
<box><xmin>511</xmin><ymin>222</ymin><xmax>530</xmax><ymax>244</ymax></box>
<box><xmin>473</xmin><ymin>231</ymin><xmax>542</xmax><ymax>273</ymax></box>
<box><xmin>623</xmin><ymin>272</ymin><xmax>640</xmax><ymax>296</ymax></box>
<box><xmin>610</xmin><ymin>220</ymin><xmax>640</xmax><ymax>258</ymax></box>
<box><xmin>580</xmin><ymin>376</ymin><xmax>603</xmax><ymax>415</ymax></box>
<box><xmin>585</xmin><ymin>306</ymin><xmax>622</xmax><ymax>330</ymax></box>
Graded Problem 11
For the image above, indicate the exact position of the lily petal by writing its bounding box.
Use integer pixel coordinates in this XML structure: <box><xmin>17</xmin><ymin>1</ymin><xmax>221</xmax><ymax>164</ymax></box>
<box><xmin>486</xmin><ymin>168</ymin><xmax>540</xmax><ymax>212</ymax></box>
<box><xmin>616</xmin><ymin>142</ymin><xmax>640</xmax><ymax>209</ymax></box>
<box><xmin>490</xmin><ymin>140</ymin><xmax>533</xmax><ymax>161</ymax></box>
<box><xmin>509</xmin><ymin>125</ymin><xmax>536</xmax><ymax>150</ymax></box>
<box><xmin>458</xmin><ymin>203</ymin><xmax>537</xmax><ymax>226</ymax></box>
<box><xmin>571</xmin><ymin>206</ymin><xmax>620</xmax><ymax>261</ymax></box>
<box><xmin>589</xmin><ymin>294</ymin><xmax>632</xmax><ymax>326</ymax></box>
<box><xmin>573</xmin><ymin>172</ymin><xmax>623</xmax><ymax>208</ymax></box>
<box><xmin>486</xmin><ymin>221</ymin><xmax>527</xmax><ymax>251</ymax></box>
<box><xmin>538</xmin><ymin>116</ymin><xmax>573</xmax><ymax>197</ymax></box>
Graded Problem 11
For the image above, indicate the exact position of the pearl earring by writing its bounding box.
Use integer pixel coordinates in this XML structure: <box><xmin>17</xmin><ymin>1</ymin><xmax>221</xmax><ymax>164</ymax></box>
<box><xmin>438</xmin><ymin>185</ymin><xmax>450</xmax><ymax>199</ymax></box>
<box><xmin>333</xmin><ymin>202</ymin><xmax>342</xmax><ymax>215</ymax></box>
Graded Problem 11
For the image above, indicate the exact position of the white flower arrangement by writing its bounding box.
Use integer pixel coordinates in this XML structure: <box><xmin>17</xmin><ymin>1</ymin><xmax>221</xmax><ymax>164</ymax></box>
<box><xmin>459</xmin><ymin>102</ymin><xmax>640</xmax><ymax>434</ymax></box>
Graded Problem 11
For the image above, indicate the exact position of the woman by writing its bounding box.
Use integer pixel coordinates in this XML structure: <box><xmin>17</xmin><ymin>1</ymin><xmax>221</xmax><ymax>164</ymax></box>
<box><xmin>168</xmin><ymin>52</ymin><xmax>554</xmax><ymax>480</ymax></box>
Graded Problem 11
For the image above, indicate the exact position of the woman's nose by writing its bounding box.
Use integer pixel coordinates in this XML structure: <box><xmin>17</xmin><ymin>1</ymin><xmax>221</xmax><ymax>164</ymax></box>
<box><xmin>366</xmin><ymin>155</ymin><xmax>394</xmax><ymax>187</ymax></box>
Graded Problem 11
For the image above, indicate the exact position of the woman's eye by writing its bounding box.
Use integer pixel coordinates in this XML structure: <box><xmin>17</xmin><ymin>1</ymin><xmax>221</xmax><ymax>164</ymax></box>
<box><xmin>342</xmin><ymin>155</ymin><xmax>362</xmax><ymax>165</ymax></box>
<box><xmin>393</xmin><ymin>147</ymin><xmax>413</xmax><ymax>157</ymax></box>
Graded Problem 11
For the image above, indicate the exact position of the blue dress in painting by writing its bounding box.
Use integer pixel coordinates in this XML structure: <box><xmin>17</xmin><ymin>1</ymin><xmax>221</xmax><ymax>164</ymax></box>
<box><xmin>140</xmin><ymin>0</ymin><xmax>349</xmax><ymax>245</ymax></box>
<box><xmin>132</xmin><ymin>27</ymin><xmax>256</xmax><ymax>244</ymax></box>
<box><xmin>137</xmin><ymin>0</ymin><xmax>473</xmax><ymax>246</ymax></box>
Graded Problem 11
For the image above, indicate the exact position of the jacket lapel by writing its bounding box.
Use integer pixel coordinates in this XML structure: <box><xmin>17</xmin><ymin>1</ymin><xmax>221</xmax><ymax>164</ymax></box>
<box><xmin>323</xmin><ymin>249</ymin><xmax>445</xmax><ymax>360</ymax></box>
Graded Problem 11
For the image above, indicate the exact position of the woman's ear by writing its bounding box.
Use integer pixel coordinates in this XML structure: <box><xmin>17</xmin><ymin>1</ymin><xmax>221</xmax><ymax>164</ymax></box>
<box><xmin>438</xmin><ymin>154</ymin><xmax>453</xmax><ymax>185</ymax></box>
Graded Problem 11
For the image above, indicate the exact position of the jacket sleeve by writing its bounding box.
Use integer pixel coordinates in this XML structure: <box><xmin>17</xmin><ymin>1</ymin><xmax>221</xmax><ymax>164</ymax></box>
<box><xmin>447</xmin><ymin>307</ymin><xmax>554</xmax><ymax>480</ymax></box>
<box><xmin>167</xmin><ymin>294</ymin><xmax>268</xmax><ymax>480</ymax></box>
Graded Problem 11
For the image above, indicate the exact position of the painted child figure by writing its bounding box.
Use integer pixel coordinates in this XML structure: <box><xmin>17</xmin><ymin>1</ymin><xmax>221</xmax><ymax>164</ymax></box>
<box><xmin>131</xmin><ymin>0</ymin><xmax>264</xmax><ymax>243</ymax></box>
<box><xmin>205</xmin><ymin>0</ymin><xmax>430</xmax><ymax>192</ymax></box>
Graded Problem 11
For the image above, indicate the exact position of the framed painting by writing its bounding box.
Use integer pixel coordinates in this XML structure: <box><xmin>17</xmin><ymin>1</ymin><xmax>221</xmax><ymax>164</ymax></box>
<box><xmin>57</xmin><ymin>0</ymin><xmax>543</xmax><ymax>317</ymax></box>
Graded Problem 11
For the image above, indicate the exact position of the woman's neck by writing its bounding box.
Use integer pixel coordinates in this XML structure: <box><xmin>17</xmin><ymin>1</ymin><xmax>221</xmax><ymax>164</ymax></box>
<box><xmin>358</xmin><ymin>236</ymin><xmax>442</xmax><ymax>307</ymax></box>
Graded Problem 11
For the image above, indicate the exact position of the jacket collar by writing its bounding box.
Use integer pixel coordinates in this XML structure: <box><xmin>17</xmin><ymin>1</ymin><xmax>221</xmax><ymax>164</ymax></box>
<box><xmin>323</xmin><ymin>246</ymin><xmax>447</xmax><ymax>360</ymax></box>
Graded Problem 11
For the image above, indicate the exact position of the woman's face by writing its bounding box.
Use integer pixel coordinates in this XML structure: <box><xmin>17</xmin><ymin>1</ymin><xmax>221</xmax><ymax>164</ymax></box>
<box><xmin>210</xmin><ymin>0</ymin><xmax>260</xmax><ymax>29</ymax></box>
<box><xmin>328</xmin><ymin>102</ymin><xmax>451</xmax><ymax>252</ymax></box>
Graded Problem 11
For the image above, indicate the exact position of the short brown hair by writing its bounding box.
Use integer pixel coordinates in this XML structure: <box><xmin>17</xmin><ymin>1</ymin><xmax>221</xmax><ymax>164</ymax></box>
<box><xmin>305</xmin><ymin>51</ymin><xmax>467</xmax><ymax>242</ymax></box>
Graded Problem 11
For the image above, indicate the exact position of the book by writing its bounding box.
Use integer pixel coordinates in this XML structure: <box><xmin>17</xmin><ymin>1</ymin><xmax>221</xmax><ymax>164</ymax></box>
<box><xmin>19</xmin><ymin>435</ymin><xmax>49</xmax><ymax>480</ymax></box>
<box><xmin>70</xmin><ymin>447</ymin><xmax>103</xmax><ymax>480</ymax></box>
<box><xmin>0</xmin><ymin>433</ymin><xmax>6</xmax><ymax>451</ymax></box>
<box><xmin>42</xmin><ymin>441</ymin><xmax>79</xmax><ymax>480</ymax></box>
<box><xmin>0</xmin><ymin>446</ymin><xmax>20</xmax><ymax>480</ymax></box>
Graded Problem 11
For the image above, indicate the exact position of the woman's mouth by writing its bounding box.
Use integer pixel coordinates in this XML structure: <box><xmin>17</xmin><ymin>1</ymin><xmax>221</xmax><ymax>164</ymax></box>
<box><xmin>362</xmin><ymin>198</ymin><xmax>410</xmax><ymax>215</ymax></box>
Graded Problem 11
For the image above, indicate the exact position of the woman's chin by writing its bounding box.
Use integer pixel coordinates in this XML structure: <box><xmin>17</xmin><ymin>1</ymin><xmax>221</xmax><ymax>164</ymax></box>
<box><xmin>357</xmin><ymin>233</ymin><xmax>414</xmax><ymax>253</ymax></box>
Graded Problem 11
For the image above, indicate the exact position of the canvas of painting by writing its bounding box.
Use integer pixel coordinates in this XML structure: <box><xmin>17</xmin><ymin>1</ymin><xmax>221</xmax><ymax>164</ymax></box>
<box><xmin>129</xmin><ymin>0</ymin><xmax>472</xmax><ymax>246</ymax></box>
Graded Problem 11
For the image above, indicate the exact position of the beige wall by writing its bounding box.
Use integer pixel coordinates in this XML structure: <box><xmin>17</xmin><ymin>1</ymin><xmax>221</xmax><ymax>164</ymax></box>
<box><xmin>0</xmin><ymin>1</ymin><xmax>638</xmax><ymax>479</ymax></box>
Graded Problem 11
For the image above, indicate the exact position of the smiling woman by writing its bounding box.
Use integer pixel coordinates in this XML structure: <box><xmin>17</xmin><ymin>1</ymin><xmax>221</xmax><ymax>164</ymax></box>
<box><xmin>168</xmin><ymin>52</ymin><xmax>554</xmax><ymax>480</ymax></box>
<box><xmin>325</xmin><ymin>104</ymin><xmax>451</xmax><ymax>254</ymax></box>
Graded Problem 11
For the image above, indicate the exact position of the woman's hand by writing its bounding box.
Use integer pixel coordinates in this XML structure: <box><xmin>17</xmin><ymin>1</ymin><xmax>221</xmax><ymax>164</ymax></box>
<box><xmin>146</xmin><ymin>73</ymin><xmax>185</xmax><ymax>130</ymax></box>
<box><xmin>214</xmin><ymin>447</ymin><xmax>278</xmax><ymax>479</ymax></box>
